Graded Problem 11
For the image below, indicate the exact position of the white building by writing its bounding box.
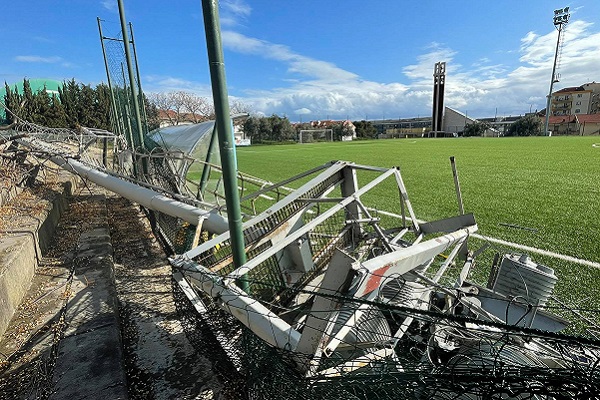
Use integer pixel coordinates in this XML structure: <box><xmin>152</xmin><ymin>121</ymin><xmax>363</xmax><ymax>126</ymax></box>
<box><xmin>551</xmin><ymin>82</ymin><xmax>600</xmax><ymax>116</ymax></box>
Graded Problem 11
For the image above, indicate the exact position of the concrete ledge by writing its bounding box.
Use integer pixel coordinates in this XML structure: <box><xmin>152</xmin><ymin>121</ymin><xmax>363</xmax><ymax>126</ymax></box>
<box><xmin>0</xmin><ymin>235</ymin><xmax>37</xmax><ymax>337</ymax></box>
<box><xmin>0</xmin><ymin>177</ymin><xmax>76</xmax><ymax>339</ymax></box>
<box><xmin>38</xmin><ymin>182</ymin><xmax>71</xmax><ymax>255</ymax></box>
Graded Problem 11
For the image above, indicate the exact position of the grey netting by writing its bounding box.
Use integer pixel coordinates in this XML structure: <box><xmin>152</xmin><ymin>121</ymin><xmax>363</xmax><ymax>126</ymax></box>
<box><xmin>4</xmin><ymin>69</ymin><xmax>600</xmax><ymax>400</ymax></box>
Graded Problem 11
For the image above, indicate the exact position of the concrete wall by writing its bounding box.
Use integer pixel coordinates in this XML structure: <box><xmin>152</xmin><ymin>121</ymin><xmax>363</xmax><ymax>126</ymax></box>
<box><xmin>0</xmin><ymin>179</ymin><xmax>74</xmax><ymax>338</ymax></box>
<box><xmin>580</xmin><ymin>122</ymin><xmax>600</xmax><ymax>136</ymax></box>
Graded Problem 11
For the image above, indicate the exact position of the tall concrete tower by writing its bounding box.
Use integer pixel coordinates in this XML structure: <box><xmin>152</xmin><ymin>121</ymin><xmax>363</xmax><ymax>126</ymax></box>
<box><xmin>432</xmin><ymin>62</ymin><xmax>446</xmax><ymax>136</ymax></box>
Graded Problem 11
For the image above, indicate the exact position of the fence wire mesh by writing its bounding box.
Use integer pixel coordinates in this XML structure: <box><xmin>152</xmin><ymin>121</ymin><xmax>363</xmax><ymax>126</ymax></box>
<box><xmin>168</xmin><ymin>164</ymin><xmax>600</xmax><ymax>399</ymax></box>
<box><xmin>173</xmin><ymin>267</ymin><xmax>600</xmax><ymax>399</ymax></box>
<box><xmin>4</xmin><ymin>80</ymin><xmax>600</xmax><ymax>400</ymax></box>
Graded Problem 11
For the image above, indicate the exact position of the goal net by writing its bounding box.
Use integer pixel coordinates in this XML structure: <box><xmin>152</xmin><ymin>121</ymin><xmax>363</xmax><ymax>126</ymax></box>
<box><xmin>298</xmin><ymin>129</ymin><xmax>334</xmax><ymax>144</ymax></box>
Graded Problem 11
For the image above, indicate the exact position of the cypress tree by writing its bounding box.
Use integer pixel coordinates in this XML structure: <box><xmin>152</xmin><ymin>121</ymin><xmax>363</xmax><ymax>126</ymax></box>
<box><xmin>3</xmin><ymin>82</ymin><xmax>22</xmax><ymax>123</ymax></box>
<box><xmin>22</xmin><ymin>79</ymin><xmax>35</xmax><ymax>121</ymax></box>
<box><xmin>59</xmin><ymin>79</ymin><xmax>80</xmax><ymax>128</ymax></box>
<box><xmin>47</xmin><ymin>93</ymin><xmax>67</xmax><ymax>128</ymax></box>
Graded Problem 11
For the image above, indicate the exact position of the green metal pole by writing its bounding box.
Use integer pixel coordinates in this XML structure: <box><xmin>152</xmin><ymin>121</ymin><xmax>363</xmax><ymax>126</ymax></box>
<box><xmin>121</xmin><ymin>63</ymin><xmax>135</xmax><ymax>151</ymax></box>
<box><xmin>117</xmin><ymin>0</ymin><xmax>148</xmax><ymax>175</ymax></box>
<box><xmin>97</xmin><ymin>18</ymin><xmax>123</xmax><ymax>138</ymax></box>
<box><xmin>201</xmin><ymin>0</ymin><xmax>248</xmax><ymax>292</ymax></box>
<box><xmin>198</xmin><ymin>124</ymin><xmax>218</xmax><ymax>198</ymax></box>
<box><xmin>129</xmin><ymin>22</ymin><xmax>149</xmax><ymax>133</ymax></box>
<box><xmin>115</xmin><ymin>81</ymin><xmax>129</xmax><ymax>149</ymax></box>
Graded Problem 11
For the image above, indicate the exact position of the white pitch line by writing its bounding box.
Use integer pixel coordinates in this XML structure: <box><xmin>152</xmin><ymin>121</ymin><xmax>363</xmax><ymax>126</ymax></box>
<box><xmin>472</xmin><ymin>233</ymin><xmax>600</xmax><ymax>270</ymax></box>
<box><xmin>369</xmin><ymin>208</ymin><xmax>600</xmax><ymax>270</ymax></box>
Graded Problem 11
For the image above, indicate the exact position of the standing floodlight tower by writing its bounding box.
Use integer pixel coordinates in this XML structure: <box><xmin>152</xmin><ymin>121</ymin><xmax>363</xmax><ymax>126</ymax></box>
<box><xmin>544</xmin><ymin>7</ymin><xmax>570</xmax><ymax>136</ymax></box>
<box><xmin>432</xmin><ymin>62</ymin><xmax>446</xmax><ymax>137</ymax></box>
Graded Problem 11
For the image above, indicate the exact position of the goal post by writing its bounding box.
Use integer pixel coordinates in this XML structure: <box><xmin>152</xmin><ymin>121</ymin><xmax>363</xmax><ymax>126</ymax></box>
<box><xmin>298</xmin><ymin>129</ymin><xmax>334</xmax><ymax>144</ymax></box>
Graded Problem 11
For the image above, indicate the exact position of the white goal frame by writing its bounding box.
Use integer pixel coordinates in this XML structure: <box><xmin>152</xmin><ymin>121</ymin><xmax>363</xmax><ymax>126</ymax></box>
<box><xmin>298</xmin><ymin>129</ymin><xmax>334</xmax><ymax>144</ymax></box>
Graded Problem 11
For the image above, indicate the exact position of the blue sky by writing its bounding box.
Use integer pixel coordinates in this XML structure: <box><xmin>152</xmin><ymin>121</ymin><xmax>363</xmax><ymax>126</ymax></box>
<box><xmin>3</xmin><ymin>1</ymin><xmax>600</xmax><ymax>121</ymax></box>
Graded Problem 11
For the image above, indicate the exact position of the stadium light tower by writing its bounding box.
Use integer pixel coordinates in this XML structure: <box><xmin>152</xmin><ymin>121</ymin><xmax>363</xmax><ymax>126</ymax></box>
<box><xmin>544</xmin><ymin>7</ymin><xmax>570</xmax><ymax>136</ymax></box>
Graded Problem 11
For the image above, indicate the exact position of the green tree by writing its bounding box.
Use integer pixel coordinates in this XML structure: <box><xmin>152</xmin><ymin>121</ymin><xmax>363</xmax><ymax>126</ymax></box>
<box><xmin>31</xmin><ymin>86</ymin><xmax>52</xmax><ymax>126</ymax></box>
<box><xmin>3</xmin><ymin>83</ymin><xmax>22</xmax><ymax>123</ymax></box>
<box><xmin>270</xmin><ymin>114</ymin><xmax>295</xmax><ymax>141</ymax></box>
<box><xmin>258</xmin><ymin>116</ymin><xmax>273</xmax><ymax>142</ymax></box>
<box><xmin>353</xmin><ymin>120</ymin><xmax>376</xmax><ymax>139</ymax></box>
<box><xmin>506</xmin><ymin>115</ymin><xmax>542</xmax><ymax>137</ymax></box>
<box><xmin>22</xmin><ymin>79</ymin><xmax>35</xmax><ymax>121</ymax></box>
<box><xmin>243</xmin><ymin>116</ymin><xmax>261</xmax><ymax>142</ymax></box>
<box><xmin>46</xmin><ymin>93</ymin><xmax>67</xmax><ymax>128</ymax></box>
<box><xmin>241</xmin><ymin>115</ymin><xmax>296</xmax><ymax>143</ymax></box>
<box><xmin>94</xmin><ymin>83</ymin><xmax>113</xmax><ymax>131</ymax></box>
<box><xmin>463</xmin><ymin>121</ymin><xmax>489</xmax><ymax>137</ymax></box>
<box><xmin>58</xmin><ymin>79</ymin><xmax>80</xmax><ymax>128</ymax></box>
<box><xmin>77</xmin><ymin>84</ymin><xmax>98</xmax><ymax>128</ymax></box>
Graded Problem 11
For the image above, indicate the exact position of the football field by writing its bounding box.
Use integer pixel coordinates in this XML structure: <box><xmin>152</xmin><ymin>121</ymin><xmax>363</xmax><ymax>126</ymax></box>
<box><xmin>235</xmin><ymin>137</ymin><xmax>600</xmax><ymax>319</ymax></box>
<box><xmin>237</xmin><ymin>137</ymin><xmax>600</xmax><ymax>262</ymax></box>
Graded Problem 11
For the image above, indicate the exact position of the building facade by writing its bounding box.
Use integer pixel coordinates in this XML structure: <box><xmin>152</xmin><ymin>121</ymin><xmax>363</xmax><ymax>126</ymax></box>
<box><xmin>551</xmin><ymin>82</ymin><xmax>600</xmax><ymax>116</ymax></box>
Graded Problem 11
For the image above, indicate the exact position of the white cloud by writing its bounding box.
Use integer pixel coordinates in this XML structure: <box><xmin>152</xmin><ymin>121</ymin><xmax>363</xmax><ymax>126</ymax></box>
<box><xmin>101</xmin><ymin>1</ymin><xmax>117</xmax><ymax>12</ymax></box>
<box><xmin>144</xmin><ymin>75</ymin><xmax>213</xmax><ymax>96</ymax></box>
<box><xmin>222</xmin><ymin>0</ymin><xmax>251</xmax><ymax>17</ymax></box>
<box><xmin>220</xmin><ymin>0</ymin><xmax>251</xmax><ymax>27</ymax></box>
<box><xmin>147</xmin><ymin>17</ymin><xmax>600</xmax><ymax>121</ymax></box>
<box><xmin>241</xmin><ymin>18</ymin><xmax>600</xmax><ymax>120</ymax></box>
<box><xmin>295</xmin><ymin>108</ymin><xmax>311</xmax><ymax>115</ymax></box>
<box><xmin>222</xmin><ymin>31</ymin><xmax>358</xmax><ymax>83</ymax></box>
<box><xmin>15</xmin><ymin>55</ymin><xmax>62</xmax><ymax>63</ymax></box>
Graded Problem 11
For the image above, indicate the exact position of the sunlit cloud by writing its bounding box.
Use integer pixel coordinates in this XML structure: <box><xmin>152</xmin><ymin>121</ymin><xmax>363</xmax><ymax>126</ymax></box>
<box><xmin>144</xmin><ymin>74</ymin><xmax>213</xmax><ymax>96</ymax></box>
<box><xmin>220</xmin><ymin>0</ymin><xmax>251</xmax><ymax>27</ymax></box>
<box><xmin>15</xmin><ymin>55</ymin><xmax>62</xmax><ymax>63</ymax></box>
<box><xmin>101</xmin><ymin>1</ymin><xmax>117</xmax><ymax>12</ymax></box>
<box><xmin>147</xmin><ymin>16</ymin><xmax>600</xmax><ymax>121</ymax></box>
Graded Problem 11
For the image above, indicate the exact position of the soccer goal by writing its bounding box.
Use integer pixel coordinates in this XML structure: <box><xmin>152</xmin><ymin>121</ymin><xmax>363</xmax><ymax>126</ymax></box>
<box><xmin>299</xmin><ymin>129</ymin><xmax>334</xmax><ymax>144</ymax></box>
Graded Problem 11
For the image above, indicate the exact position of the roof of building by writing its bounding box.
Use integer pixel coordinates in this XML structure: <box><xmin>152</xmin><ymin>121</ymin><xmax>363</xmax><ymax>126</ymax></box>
<box><xmin>554</xmin><ymin>86</ymin><xmax>585</xmax><ymax>94</ymax></box>
<box><xmin>547</xmin><ymin>114</ymin><xmax>600</xmax><ymax>124</ymax></box>
<box><xmin>576</xmin><ymin>114</ymin><xmax>600</xmax><ymax>124</ymax></box>
<box><xmin>548</xmin><ymin>115</ymin><xmax>576</xmax><ymax>124</ymax></box>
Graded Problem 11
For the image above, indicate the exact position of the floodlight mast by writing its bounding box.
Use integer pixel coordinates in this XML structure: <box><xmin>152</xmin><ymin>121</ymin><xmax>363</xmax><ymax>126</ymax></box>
<box><xmin>544</xmin><ymin>7</ymin><xmax>570</xmax><ymax>136</ymax></box>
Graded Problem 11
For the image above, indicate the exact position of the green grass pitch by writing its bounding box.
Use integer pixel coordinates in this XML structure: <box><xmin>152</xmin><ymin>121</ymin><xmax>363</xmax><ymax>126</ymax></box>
<box><xmin>191</xmin><ymin>136</ymin><xmax>600</xmax><ymax>326</ymax></box>
<box><xmin>236</xmin><ymin>137</ymin><xmax>600</xmax><ymax>325</ymax></box>
<box><xmin>236</xmin><ymin>137</ymin><xmax>600</xmax><ymax>263</ymax></box>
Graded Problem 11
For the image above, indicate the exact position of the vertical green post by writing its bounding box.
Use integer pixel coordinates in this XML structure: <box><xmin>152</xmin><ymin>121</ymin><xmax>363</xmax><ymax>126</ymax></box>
<box><xmin>97</xmin><ymin>17</ymin><xmax>122</xmax><ymax>139</ymax></box>
<box><xmin>117</xmin><ymin>0</ymin><xmax>148</xmax><ymax>175</ymax></box>
<box><xmin>198</xmin><ymin>124</ymin><xmax>218</xmax><ymax>198</ymax></box>
<box><xmin>129</xmin><ymin>22</ymin><xmax>149</xmax><ymax>133</ymax></box>
<box><xmin>201</xmin><ymin>0</ymin><xmax>248</xmax><ymax>292</ymax></box>
<box><xmin>120</xmin><ymin>64</ymin><xmax>135</xmax><ymax>151</ymax></box>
